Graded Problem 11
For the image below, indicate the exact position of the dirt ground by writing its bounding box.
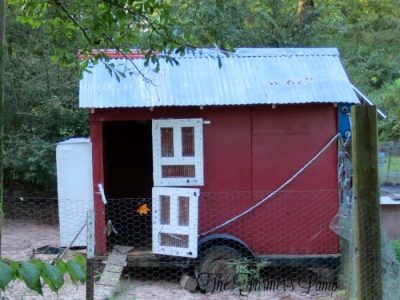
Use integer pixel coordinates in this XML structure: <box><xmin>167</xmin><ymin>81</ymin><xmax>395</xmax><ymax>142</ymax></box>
<box><xmin>112</xmin><ymin>279</ymin><xmax>342</xmax><ymax>300</ymax></box>
<box><xmin>1</xmin><ymin>220</ymin><xmax>86</xmax><ymax>300</ymax></box>
<box><xmin>1</xmin><ymin>220</ymin><xmax>342</xmax><ymax>299</ymax></box>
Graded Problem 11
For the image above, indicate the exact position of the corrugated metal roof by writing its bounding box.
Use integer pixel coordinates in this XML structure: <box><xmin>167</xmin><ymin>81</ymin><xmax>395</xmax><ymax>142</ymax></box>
<box><xmin>79</xmin><ymin>48</ymin><xmax>360</xmax><ymax>108</ymax></box>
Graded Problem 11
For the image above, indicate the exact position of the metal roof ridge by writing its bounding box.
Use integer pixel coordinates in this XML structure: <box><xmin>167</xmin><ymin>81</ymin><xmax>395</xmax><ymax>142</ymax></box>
<box><xmin>82</xmin><ymin>47</ymin><xmax>340</xmax><ymax>60</ymax></box>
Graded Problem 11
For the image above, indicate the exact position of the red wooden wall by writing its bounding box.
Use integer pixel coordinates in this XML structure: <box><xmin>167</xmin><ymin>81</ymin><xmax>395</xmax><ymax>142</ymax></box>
<box><xmin>90</xmin><ymin>104</ymin><xmax>339</xmax><ymax>255</ymax></box>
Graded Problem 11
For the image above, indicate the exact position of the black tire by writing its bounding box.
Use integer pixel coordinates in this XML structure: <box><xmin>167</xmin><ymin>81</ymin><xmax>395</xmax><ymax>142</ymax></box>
<box><xmin>196</xmin><ymin>246</ymin><xmax>243</xmax><ymax>293</ymax></box>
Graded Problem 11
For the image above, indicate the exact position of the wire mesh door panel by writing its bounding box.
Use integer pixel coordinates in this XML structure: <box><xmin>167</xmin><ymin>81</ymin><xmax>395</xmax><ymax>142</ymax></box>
<box><xmin>152</xmin><ymin>187</ymin><xmax>199</xmax><ymax>258</ymax></box>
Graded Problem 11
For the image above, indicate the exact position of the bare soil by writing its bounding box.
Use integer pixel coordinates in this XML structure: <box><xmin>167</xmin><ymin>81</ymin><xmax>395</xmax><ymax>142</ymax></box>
<box><xmin>1</xmin><ymin>220</ymin><xmax>86</xmax><ymax>300</ymax></box>
<box><xmin>1</xmin><ymin>220</ymin><xmax>342</xmax><ymax>299</ymax></box>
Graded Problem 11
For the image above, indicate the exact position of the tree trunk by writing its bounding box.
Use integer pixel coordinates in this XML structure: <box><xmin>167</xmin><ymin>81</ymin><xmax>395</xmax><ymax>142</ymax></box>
<box><xmin>0</xmin><ymin>0</ymin><xmax>5</xmax><ymax>256</ymax></box>
<box><xmin>298</xmin><ymin>0</ymin><xmax>314</xmax><ymax>14</ymax></box>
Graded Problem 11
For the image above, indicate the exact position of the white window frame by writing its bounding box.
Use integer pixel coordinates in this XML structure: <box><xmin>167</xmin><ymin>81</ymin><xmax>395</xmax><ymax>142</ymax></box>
<box><xmin>152</xmin><ymin>118</ymin><xmax>204</xmax><ymax>186</ymax></box>
<box><xmin>152</xmin><ymin>187</ymin><xmax>199</xmax><ymax>258</ymax></box>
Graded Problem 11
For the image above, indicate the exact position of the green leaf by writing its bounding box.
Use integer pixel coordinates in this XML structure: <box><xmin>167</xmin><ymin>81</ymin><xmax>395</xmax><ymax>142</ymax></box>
<box><xmin>9</xmin><ymin>261</ymin><xmax>20</xmax><ymax>275</ymax></box>
<box><xmin>30</xmin><ymin>259</ymin><xmax>45</xmax><ymax>271</ymax></box>
<box><xmin>15</xmin><ymin>15</ymin><xmax>30</xmax><ymax>24</ymax></box>
<box><xmin>42</xmin><ymin>264</ymin><xmax>64</xmax><ymax>292</ymax></box>
<box><xmin>66</xmin><ymin>261</ymin><xmax>86</xmax><ymax>284</ymax></box>
<box><xmin>18</xmin><ymin>262</ymin><xmax>42</xmax><ymax>294</ymax></box>
<box><xmin>0</xmin><ymin>261</ymin><xmax>15</xmax><ymax>291</ymax></box>
<box><xmin>154</xmin><ymin>61</ymin><xmax>160</xmax><ymax>73</ymax></box>
<box><xmin>115</xmin><ymin>72</ymin><xmax>121</xmax><ymax>82</ymax></box>
<box><xmin>55</xmin><ymin>259</ymin><xmax>67</xmax><ymax>274</ymax></box>
<box><xmin>116</xmin><ymin>70</ymin><xmax>126</xmax><ymax>79</ymax></box>
<box><xmin>74</xmin><ymin>255</ymin><xmax>87</xmax><ymax>272</ymax></box>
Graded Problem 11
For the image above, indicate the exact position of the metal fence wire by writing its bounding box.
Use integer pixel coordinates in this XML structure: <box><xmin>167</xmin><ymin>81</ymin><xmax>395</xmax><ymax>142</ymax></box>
<box><xmin>1</xmin><ymin>197</ymin><xmax>87</xmax><ymax>300</ymax></box>
<box><xmin>1</xmin><ymin>188</ymin><xmax>399</xmax><ymax>300</ymax></box>
<box><xmin>379</xmin><ymin>142</ymin><xmax>400</xmax><ymax>186</ymax></box>
<box><xmin>1</xmin><ymin>142</ymin><xmax>400</xmax><ymax>299</ymax></box>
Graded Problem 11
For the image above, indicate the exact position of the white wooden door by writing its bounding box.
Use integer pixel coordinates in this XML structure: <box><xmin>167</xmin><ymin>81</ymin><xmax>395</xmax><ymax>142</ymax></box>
<box><xmin>152</xmin><ymin>118</ymin><xmax>204</xmax><ymax>186</ymax></box>
<box><xmin>152</xmin><ymin>187</ymin><xmax>199</xmax><ymax>258</ymax></box>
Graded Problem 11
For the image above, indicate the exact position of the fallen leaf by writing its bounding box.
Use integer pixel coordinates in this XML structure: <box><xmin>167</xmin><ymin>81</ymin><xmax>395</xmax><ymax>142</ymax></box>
<box><xmin>137</xmin><ymin>204</ymin><xmax>150</xmax><ymax>216</ymax></box>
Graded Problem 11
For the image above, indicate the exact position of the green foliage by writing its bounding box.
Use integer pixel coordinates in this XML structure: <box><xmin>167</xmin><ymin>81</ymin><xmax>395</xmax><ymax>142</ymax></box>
<box><xmin>66</xmin><ymin>260</ymin><xmax>86</xmax><ymax>284</ymax></box>
<box><xmin>7</xmin><ymin>0</ymin><xmax>198</xmax><ymax>73</ymax></box>
<box><xmin>4</xmin><ymin>11</ymin><xmax>87</xmax><ymax>193</ymax></box>
<box><xmin>0</xmin><ymin>255</ymin><xmax>86</xmax><ymax>294</ymax></box>
<box><xmin>41</xmin><ymin>264</ymin><xmax>65</xmax><ymax>292</ymax></box>
<box><xmin>3</xmin><ymin>0</ymin><xmax>400</xmax><ymax>193</ymax></box>
<box><xmin>379</xmin><ymin>155</ymin><xmax>400</xmax><ymax>185</ymax></box>
<box><xmin>393</xmin><ymin>240</ymin><xmax>400</xmax><ymax>262</ymax></box>
<box><xmin>312</xmin><ymin>0</ymin><xmax>400</xmax><ymax>92</ymax></box>
<box><xmin>172</xmin><ymin>0</ymin><xmax>316</xmax><ymax>49</ymax></box>
<box><xmin>7</xmin><ymin>0</ymin><xmax>399</xmax><ymax>90</ymax></box>
<box><xmin>18</xmin><ymin>261</ymin><xmax>42</xmax><ymax>294</ymax></box>
<box><xmin>0</xmin><ymin>261</ymin><xmax>14</xmax><ymax>291</ymax></box>
<box><xmin>373</xmin><ymin>79</ymin><xmax>400</xmax><ymax>141</ymax></box>
<box><xmin>226</xmin><ymin>258</ymin><xmax>269</xmax><ymax>294</ymax></box>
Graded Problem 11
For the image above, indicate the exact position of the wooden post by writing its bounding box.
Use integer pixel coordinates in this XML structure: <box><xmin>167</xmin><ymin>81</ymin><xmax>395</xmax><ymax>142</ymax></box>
<box><xmin>86</xmin><ymin>211</ymin><xmax>95</xmax><ymax>300</ymax></box>
<box><xmin>351</xmin><ymin>105</ymin><xmax>382</xmax><ymax>300</ymax></box>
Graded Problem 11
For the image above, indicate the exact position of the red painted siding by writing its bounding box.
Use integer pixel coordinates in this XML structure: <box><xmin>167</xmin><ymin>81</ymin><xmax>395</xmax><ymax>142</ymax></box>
<box><xmin>251</xmin><ymin>105</ymin><xmax>338</xmax><ymax>253</ymax></box>
<box><xmin>90</xmin><ymin>104</ymin><xmax>339</xmax><ymax>255</ymax></box>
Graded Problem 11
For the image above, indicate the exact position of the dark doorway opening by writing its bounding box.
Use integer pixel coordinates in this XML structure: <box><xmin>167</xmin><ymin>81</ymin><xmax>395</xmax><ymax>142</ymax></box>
<box><xmin>103</xmin><ymin>121</ymin><xmax>153</xmax><ymax>250</ymax></box>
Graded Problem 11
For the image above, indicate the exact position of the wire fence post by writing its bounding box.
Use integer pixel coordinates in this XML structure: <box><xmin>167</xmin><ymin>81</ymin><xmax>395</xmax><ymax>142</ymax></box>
<box><xmin>86</xmin><ymin>210</ymin><xmax>95</xmax><ymax>300</ymax></box>
<box><xmin>351</xmin><ymin>105</ymin><xmax>382</xmax><ymax>300</ymax></box>
<box><xmin>385</xmin><ymin>146</ymin><xmax>392</xmax><ymax>183</ymax></box>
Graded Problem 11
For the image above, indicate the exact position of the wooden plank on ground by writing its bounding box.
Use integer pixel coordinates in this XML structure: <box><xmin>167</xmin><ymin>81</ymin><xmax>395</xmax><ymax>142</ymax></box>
<box><xmin>93</xmin><ymin>245</ymin><xmax>132</xmax><ymax>300</ymax></box>
<box><xmin>97</xmin><ymin>272</ymin><xmax>121</xmax><ymax>286</ymax></box>
<box><xmin>107</xmin><ymin>255</ymin><xmax>128</xmax><ymax>266</ymax></box>
<box><xmin>103</xmin><ymin>264</ymin><xmax>125</xmax><ymax>273</ymax></box>
<box><xmin>114</xmin><ymin>245</ymin><xmax>133</xmax><ymax>254</ymax></box>
<box><xmin>94</xmin><ymin>286</ymin><xmax>115</xmax><ymax>299</ymax></box>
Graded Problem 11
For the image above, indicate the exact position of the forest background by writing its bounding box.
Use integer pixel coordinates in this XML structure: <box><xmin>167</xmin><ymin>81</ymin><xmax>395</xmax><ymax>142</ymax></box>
<box><xmin>4</xmin><ymin>0</ymin><xmax>400</xmax><ymax>195</ymax></box>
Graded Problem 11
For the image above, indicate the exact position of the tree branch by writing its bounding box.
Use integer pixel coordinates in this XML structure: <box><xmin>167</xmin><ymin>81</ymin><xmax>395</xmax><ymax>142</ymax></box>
<box><xmin>101</xmin><ymin>33</ymin><xmax>152</xmax><ymax>83</ymax></box>
<box><xmin>49</xmin><ymin>0</ymin><xmax>92</xmax><ymax>45</ymax></box>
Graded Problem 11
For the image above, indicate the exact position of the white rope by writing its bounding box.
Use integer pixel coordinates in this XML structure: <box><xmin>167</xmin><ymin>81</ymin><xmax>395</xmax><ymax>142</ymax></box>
<box><xmin>200</xmin><ymin>133</ymin><xmax>341</xmax><ymax>236</ymax></box>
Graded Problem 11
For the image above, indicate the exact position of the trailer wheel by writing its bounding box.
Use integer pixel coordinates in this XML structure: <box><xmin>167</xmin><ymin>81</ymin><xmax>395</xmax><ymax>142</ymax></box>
<box><xmin>196</xmin><ymin>246</ymin><xmax>243</xmax><ymax>293</ymax></box>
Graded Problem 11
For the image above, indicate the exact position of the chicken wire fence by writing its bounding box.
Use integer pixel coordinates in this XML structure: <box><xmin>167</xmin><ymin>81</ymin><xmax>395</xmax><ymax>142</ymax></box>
<box><xmin>1</xmin><ymin>187</ymin><xmax>399</xmax><ymax>299</ymax></box>
<box><xmin>1</xmin><ymin>196</ymin><xmax>87</xmax><ymax>299</ymax></box>
<box><xmin>100</xmin><ymin>190</ymin><xmax>341</xmax><ymax>294</ymax></box>
<box><xmin>331</xmin><ymin>196</ymin><xmax>400</xmax><ymax>300</ymax></box>
<box><xmin>379</xmin><ymin>142</ymin><xmax>400</xmax><ymax>186</ymax></box>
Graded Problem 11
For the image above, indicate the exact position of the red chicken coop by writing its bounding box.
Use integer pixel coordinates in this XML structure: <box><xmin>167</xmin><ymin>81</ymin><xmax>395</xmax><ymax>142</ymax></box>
<box><xmin>75</xmin><ymin>48</ymin><xmax>367</xmax><ymax>273</ymax></box>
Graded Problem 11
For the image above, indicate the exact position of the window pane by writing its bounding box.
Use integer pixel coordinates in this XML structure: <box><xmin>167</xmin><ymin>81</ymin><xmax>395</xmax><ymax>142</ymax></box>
<box><xmin>182</xmin><ymin>127</ymin><xmax>195</xmax><ymax>157</ymax></box>
<box><xmin>162</xmin><ymin>165</ymin><xmax>195</xmax><ymax>178</ymax></box>
<box><xmin>160</xmin><ymin>195</ymin><xmax>170</xmax><ymax>225</ymax></box>
<box><xmin>178</xmin><ymin>196</ymin><xmax>190</xmax><ymax>226</ymax></box>
<box><xmin>161</xmin><ymin>128</ymin><xmax>174</xmax><ymax>157</ymax></box>
<box><xmin>160</xmin><ymin>233</ymin><xmax>189</xmax><ymax>248</ymax></box>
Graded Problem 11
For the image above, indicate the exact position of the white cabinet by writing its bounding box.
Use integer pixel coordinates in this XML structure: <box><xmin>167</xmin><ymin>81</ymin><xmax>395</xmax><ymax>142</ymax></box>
<box><xmin>56</xmin><ymin>138</ymin><xmax>93</xmax><ymax>247</ymax></box>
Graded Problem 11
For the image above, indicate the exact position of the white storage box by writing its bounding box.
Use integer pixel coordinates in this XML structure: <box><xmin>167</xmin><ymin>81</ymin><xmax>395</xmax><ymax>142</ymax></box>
<box><xmin>56</xmin><ymin>138</ymin><xmax>94</xmax><ymax>247</ymax></box>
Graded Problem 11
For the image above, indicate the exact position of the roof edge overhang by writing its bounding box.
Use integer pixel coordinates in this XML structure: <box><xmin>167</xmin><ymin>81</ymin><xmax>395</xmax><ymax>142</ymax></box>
<box><xmin>82</xmin><ymin>102</ymin><xmax>356</xmax><ymax>110</ymax></box>
<box><xmin>351</xmin><ymin>85</ymin><xmax>387</xmax><ymax>119</ymax></box>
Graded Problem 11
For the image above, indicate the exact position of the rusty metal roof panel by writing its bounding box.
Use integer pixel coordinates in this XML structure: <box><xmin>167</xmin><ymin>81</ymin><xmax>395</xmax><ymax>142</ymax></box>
<box><xmin>79</xmin><ymin>48</ymin><xmax>359</xmax><ymax>108</ymax></box>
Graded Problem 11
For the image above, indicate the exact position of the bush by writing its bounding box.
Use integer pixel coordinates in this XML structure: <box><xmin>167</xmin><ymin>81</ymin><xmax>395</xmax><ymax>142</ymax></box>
<box><xmin>393</xmin><ymin>240</ymin><xmax>400</xmax><ymax>262</ymax></box>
